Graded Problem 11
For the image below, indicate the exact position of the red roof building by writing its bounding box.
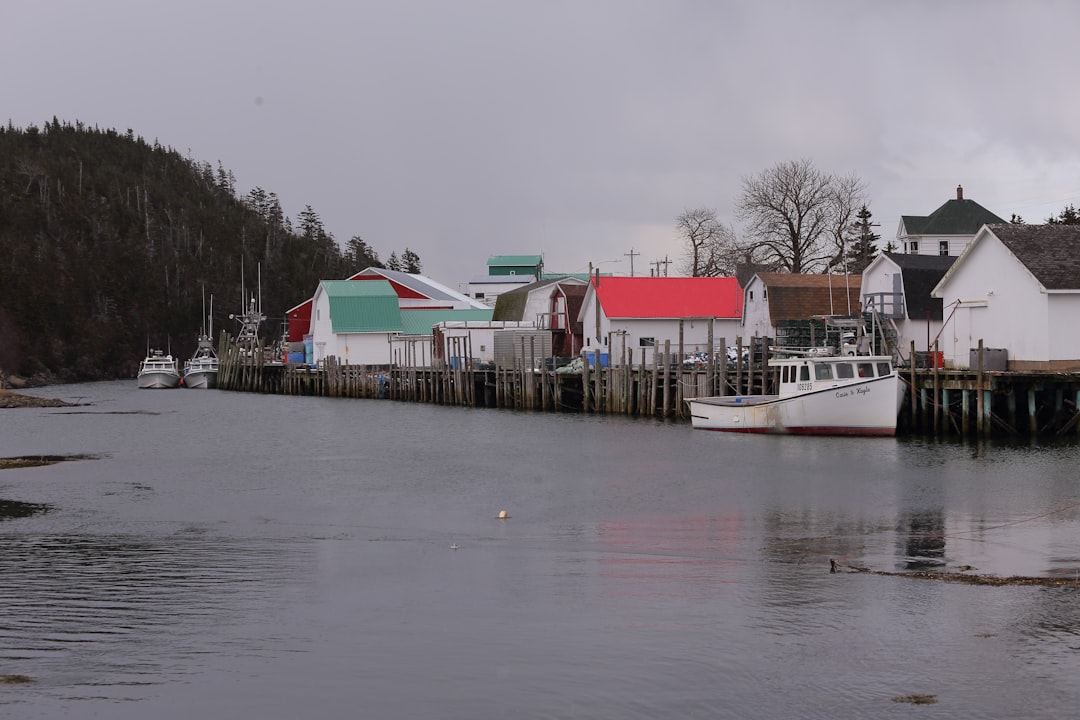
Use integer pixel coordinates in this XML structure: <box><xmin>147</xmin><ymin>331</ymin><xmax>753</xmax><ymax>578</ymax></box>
<box><xmin>578</xmin><ymin>277</ymin><xmax>743</xmax><ymax>365</ymax></box>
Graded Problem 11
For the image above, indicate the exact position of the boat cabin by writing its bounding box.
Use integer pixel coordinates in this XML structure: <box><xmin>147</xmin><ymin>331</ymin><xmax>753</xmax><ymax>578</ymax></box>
<box><xmin>774</xmin><ymin>356</ymin><xmax>895</xmax><ymax>397</ymax></box>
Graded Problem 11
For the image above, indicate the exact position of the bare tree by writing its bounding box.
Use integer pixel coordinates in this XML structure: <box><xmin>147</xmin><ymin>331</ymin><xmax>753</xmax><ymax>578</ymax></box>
<box><xmin>736</xmin><ymin>159</ymin><xmax>866</xmax><ymax>274</ymax></box>
<box><xmin>676</xmin><ymin>207</ymin><xmax>741</xmax><ymax>276</ymax></box>
<box><xmin>824</xmin><ymin>173</ymin><xmax>866</xmax><ymax>273</ymax></box>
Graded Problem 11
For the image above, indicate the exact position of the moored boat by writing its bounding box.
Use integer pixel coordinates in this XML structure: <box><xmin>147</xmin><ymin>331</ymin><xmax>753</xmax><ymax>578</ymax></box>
<box><xmin>183</xmin><ymin>294</ymin><xmax>218</xmax><ymax>389</ymax></box>
<box><xmin>183</xmin><ymin>336</ymin><xmax>218</xmax><ymax>389</ymax></box>
<box><xmin>687</xmin><ymin>352</ymin><xmax>904</xmax><ymax>436</ymax></box>
<box><xmin>137</xmin><ymin>350</ymin><xmax>180</xmax><ymax>389</ymax></box>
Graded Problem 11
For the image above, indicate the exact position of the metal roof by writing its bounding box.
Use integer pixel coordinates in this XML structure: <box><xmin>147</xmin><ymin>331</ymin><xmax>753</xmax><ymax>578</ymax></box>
<box><xmin>469</xmin><ymin>275</ymin><xmax>534</xmax><ymax>284</ymax></box>
<box><xmin>399</xmin><ymin>309</ymin><xmax>494</xmax><ymax>335</ymax></box>
<box><xmin>487</xmin><ymin>254</ymin><xmax>543</xmax><ymax>266</ymax></box>
<box><xmin>319</xmin><ymin>280</ymin><xmax>404</xmax><ymax>333</ymax></box>
<box><xmin>592</xmin><ymin>277</ymin><xmax>742</xmax><ymax>318</ymax></box>
<box><xmin>348</xmin><ymin>267</ymin><xmax>487</xmax><ymax>308</ymax></box>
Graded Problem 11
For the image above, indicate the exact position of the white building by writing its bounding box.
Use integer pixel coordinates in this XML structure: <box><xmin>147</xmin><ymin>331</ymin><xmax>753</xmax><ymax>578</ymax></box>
<box><xmin>308</xmin><ymin>280</ymin><xmax>402</xmax><ymax>366</ymax></box>
<box><xmin>931</xmin><ymin>224</ymin><xmax>1080</xmax><ymax>370</ymax></box>
<box><xmin>897</xmin><ymin>185</ymin><xmax>1006</xmax><ymax>257</ymax></box>
<box><xmin>577</xmin><ymin>276</ymin><xmax>743</xmax><ymax>365</ymax></box>
<box><xmin>860</xmin><ymin>253</ymin><xmax>956</xmax><ymax>358</ymax></box>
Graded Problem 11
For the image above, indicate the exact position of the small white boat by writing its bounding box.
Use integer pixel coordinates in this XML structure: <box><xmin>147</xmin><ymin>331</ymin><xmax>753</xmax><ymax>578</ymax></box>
<box><xmin>137</xmin><ymin>350</ymin><xmax>180</xmax><ymax>389</ymax></box>
<box><xmin>183</xmin><ymin>335</ymin><xmax>218</xmax><ymax>389</ymax></box>
<box><xmin>687</xmin><ymin>353</ymin><xmax>904</xmax><ymax>436</ymax></box>
<box><xmin>183</xmin><ymin>294</ymin><xmax>218</xmax><ymax>389</ymax></box>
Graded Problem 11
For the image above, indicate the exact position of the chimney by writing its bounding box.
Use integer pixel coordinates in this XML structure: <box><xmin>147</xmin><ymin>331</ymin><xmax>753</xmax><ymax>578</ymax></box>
<box><xmin>956</xmin><ymin>184</ymin><xmax>964</xmax><ymax>200</ymax></box>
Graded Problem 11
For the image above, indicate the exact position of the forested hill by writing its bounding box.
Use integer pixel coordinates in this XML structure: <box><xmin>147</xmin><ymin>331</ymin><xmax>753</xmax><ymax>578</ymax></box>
<box><xmin>0</xmin><ymin>119</ymin><xmax>381</xmax><ymax>384</ymax></box>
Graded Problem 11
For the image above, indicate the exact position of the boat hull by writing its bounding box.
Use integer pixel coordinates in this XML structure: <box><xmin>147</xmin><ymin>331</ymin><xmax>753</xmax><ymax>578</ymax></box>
<box><xmin>688</xmin><ymin>375</ymin><xmax>900</xmax><ymax>436</ymax></box>
<box><xmin>137</xmin><ymin>371</ymin><xmax>181</xmax><ymax>389</ymax></box>
<box><xmin>183</xmin><ymin>369</ymin><xmax>218</xmax><ymax>389</ymax></box>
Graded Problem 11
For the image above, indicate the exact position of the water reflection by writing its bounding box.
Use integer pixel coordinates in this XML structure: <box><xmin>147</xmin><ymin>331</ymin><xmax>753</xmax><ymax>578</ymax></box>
<box><xmin>0</xmin><ymin>532</ymin><xmax>311</xmax><ymax>701</ymax></box>
<box><xmin>900</xmin><ymin>510</ymin><xmax>946</xmax><ymax>570</ymax></box>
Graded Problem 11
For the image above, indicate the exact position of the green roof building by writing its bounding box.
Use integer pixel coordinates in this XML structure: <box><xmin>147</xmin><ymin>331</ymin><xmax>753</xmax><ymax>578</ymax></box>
<box><xmin>486</xmin><ymin>254</ymin><xmax>544</xmax><ymax>277</ymax></box>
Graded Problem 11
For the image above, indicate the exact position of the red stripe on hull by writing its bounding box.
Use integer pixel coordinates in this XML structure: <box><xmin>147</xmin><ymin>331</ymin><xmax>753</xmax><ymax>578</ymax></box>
<box><xmin>697</xmin><ymin>426</ymin><xmax>895</xmax><ymax>437</ymax></box>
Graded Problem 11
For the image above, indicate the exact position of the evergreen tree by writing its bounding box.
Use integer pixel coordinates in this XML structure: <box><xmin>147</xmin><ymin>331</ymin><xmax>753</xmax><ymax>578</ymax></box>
<box><xmin>1047</xmin><ymin>204</ymin><xmax>1080</xmax><ymax>224</ymax></box>
<box><xmin>386</xmin><ymin>251</ymin><xmax>402</xmax><ymax>271</ymax></box>
<box><xmin>297</xmin><ymin>205</ymin><xmax>325</xmax><ymax>240</ymax></box>
<box><xmin>844</xmin><ymin>204</ymin><xmax>880</xmax><ymax>274</ymax></box>
<box><xmin>401</xmin><ymin>248</ymin><xmax>422</xmax><ymax>273</ymax></box>
<box><xmin>0</xmin><ymin>120</ymin><xmax>393</xmax><ymax>381</ymax></box>
<box><xmin>344</xmin><ymin>235</ymin><xmax>381</xmax><ymax>273</ymax></box>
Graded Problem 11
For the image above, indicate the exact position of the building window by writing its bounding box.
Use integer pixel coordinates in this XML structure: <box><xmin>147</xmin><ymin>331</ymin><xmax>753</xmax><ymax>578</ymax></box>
<box><xmin>749</xmin><ymin>290</ymin><xmax>754</xmax><ymax>300</ymax></box>
<box><xmin>763</xmin><ymin>289</ymin><xmax>768</xmax><ymax>299</ymax></box>
<box><xmin>316</xmin><ymin>309</ymin><xmax>320</xmax><ymax>321</ymax></box>
<box><xmin>475</xmin><ymin>292</ymin><xmax>485</xmax><ymax>299</ymax></box>
<box><xmin>909</xmin><ymin>241</ymin><xmax>919</xmax><ymax>254</ymax></box>
<box><xmin>639</xmin><ymin>337</ymin><xmax>655</xmax><ymax>347</ymax></box>
<box><xmin>939</xmin><ymin>240</ymin><xmax>949</xmax><ymax>256</ymax></box>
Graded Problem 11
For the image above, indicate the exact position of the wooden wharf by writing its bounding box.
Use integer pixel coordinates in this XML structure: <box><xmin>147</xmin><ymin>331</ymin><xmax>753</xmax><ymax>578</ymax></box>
<box><xmin>216</xmin><ymin>331</ymin><xmax>1080</xmax><ymax>438</ymax></box>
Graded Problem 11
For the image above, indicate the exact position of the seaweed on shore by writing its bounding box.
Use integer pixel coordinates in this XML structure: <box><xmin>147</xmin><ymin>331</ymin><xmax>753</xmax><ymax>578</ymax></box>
<box><xmin>0</xmin><ymin>454</ymin><xmax>97</xmax><ymax>470</ymax></box>
<box><xmin>831</xmin><ymin>559</ymin><xmax>1080</xmax><ymax>587</ymax></box>
<box><xmin>0</xmin><ymin>390</ymin><xmax>79</xmax><ymax>409</ymax></box>
<box><xmin>0</xmin><ymin>499</ymin><xmax>52</xmax><ymax>520</ymax></box>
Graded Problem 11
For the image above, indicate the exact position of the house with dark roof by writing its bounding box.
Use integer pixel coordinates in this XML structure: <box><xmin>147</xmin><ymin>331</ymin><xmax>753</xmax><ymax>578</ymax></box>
<box><xmin>577</xmin><ymin>277</ymin><xmax>743</xmax><ymax>365</ymax></box>
<box><xmin>931</xmin><ymin>224</ymin><xmax>1080</xmax><ymax>370</ymax></box>
<box><xmin>897</xmin><ymin>185</ymin><xmax>1006</xmax><ymax>257</ymax></box>
<box><xmin>860</xmin><ymin>252</ymin><xmax>956</xmax><ymax>356</ymax></box>
<box><xmin>742</xmin><ymin>273</ymin><xmax>862</xmax><ymax>340</ymax></box>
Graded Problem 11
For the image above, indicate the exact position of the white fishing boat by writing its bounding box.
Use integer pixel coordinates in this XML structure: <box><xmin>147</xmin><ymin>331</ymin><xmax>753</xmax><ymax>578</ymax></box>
<box><xmin>687</xmin><ymin>352</ymin><xmax>904</xmax><ymax>436</ymax></box>
<box><xmin>137</xmin><ymin>349</ymin><xmax>180</xmax><ymax>389</ymax></box>
<box><xmin>183</xmin><ymin>294</ymin><xmax>218</xmax><ymax>389</ymax></box>
<box><xmin>183</xmin><ymin>336</ymin><xmax>218</xmax><ymax>389</ymax></box>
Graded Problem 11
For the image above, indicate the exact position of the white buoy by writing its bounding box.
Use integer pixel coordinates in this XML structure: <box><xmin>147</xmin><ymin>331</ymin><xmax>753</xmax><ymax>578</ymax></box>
<box><xmin>450</xmin><ymin>543</ymin><xmax>459</xmax><ymax>550</ymax></box>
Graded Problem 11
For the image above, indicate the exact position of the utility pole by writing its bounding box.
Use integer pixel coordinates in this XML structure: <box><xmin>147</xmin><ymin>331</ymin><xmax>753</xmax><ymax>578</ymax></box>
<box><xmin>624</xmin><ymin>248</ymin><xmax>640</xmax><ymax>277</ymax></box>
<box><xmin>657</xmin><ymin>255</ymin><xmax>671</xmax><ymax>277</ymax></box>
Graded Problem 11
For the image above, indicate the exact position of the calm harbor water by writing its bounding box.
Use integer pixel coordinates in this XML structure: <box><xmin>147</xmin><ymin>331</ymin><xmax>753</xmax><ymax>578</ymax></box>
<box><xmin>2</xmin><ymin>380</ymin><xmax>1080</xmax><ymax>718</ymax></box>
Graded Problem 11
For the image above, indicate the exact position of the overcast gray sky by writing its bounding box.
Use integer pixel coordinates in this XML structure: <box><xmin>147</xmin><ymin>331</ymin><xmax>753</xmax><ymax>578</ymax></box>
<box><xmin>9</xmin><ymin>0</ymin><xmax>1080</xmax><ymax>289</ymax></box>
